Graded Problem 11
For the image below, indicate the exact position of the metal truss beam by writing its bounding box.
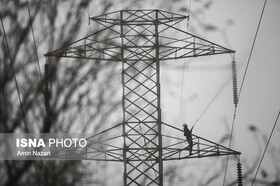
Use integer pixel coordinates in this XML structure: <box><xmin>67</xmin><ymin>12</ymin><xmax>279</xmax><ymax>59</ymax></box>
<box><xmin>50</xmin><ymin>122</ymin><xmax>240</xmax><ymax>161</ymax></box>
<box><xmin>45</xmin><ymin>10</ymin><xmax>234</xmax><ymax>62</ymax></box>
<box><xmin>90</xmin><ymin>9</ymin><xmax>188</xmax><ymax>25</ymax></box>
<box><xmin>45</xmin><ymin>9</ymin><xmax>239</xmax><ymax>186</ymax></box>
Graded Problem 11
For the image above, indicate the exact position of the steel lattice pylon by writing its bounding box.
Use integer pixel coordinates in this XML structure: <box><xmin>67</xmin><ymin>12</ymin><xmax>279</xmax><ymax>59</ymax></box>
<box><xmin>45</xmin><ymin>10</ymin><xmax>240</xmax><ymax>186</ymax></box>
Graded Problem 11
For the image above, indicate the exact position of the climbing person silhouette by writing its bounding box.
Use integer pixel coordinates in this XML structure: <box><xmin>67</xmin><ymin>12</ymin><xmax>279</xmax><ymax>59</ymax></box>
<box><xmin>183</xmin><ymin>123</ymin><xmax>194</xmax><ymax>155</ymax></box>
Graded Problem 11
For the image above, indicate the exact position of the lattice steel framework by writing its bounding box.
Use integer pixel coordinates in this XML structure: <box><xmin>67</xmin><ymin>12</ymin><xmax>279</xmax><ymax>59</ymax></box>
<box><xmin>45</xmin><ymin>10</ymin><xmax>240</xmax><ymax>186</ymax></box>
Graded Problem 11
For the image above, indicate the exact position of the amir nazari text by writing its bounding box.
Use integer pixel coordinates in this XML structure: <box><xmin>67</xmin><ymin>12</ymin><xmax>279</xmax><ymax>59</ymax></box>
<box><xmin>17</xmin><ymin>150</ymin><xmax>50</xmax><ymax>156</ymax></box>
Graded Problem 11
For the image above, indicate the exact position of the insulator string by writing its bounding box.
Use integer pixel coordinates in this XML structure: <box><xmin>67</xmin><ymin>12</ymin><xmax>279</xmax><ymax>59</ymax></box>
<box><xmin>232</xmin><ymin>59</ymin><xmax>239</xmax><ymax>106</ymax></box>
<box><xmin>237</xmin><ymin>161</ymin><xmax>243</xmax><ymax>186</ymax></box>
<box><xmin>224</xmin><ymin>0</ymin><xmax>268</xmax><ymax>183</ymax></box>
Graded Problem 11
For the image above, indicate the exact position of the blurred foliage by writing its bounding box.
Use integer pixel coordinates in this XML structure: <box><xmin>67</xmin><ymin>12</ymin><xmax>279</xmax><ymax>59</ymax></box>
<box><xmin>0</xmin><ymin>0</ymin><xmax>279</xmax><ymax>185</ymax></box>
<box><xmin>0</xmin><ymin>0</ymin><xmax>120</xmax><ymax>185</ymax></box>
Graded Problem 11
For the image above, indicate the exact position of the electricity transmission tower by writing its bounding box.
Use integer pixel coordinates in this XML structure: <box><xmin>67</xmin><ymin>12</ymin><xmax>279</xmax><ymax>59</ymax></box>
<box><xmin>45</xmin><ymin>9</ymin><xmax>240</xmax><ymax>186</ymax></box>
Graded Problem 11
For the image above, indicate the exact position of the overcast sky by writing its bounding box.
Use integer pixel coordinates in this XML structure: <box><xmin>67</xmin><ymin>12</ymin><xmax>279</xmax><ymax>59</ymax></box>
<box><xmin>86</xmin><ymin>0</ymin><xmax>280</xmax><ymax>184</ymax></box>
<box><xmin>152</xmin><ymin>0</ymin><xmax>280</xmax><ymax>184</ymax></box>
<box><xmin>41</xmin><ymin>0</ymin><xmax>280</xmax><ymax>185</ymax></box>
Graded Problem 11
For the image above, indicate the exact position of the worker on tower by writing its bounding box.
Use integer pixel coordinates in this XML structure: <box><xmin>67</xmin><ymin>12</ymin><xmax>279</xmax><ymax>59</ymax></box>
<box><xmin>183</xmin><ymin>123</ymin><xmax>193</xmax><ymax>155</ymax></box>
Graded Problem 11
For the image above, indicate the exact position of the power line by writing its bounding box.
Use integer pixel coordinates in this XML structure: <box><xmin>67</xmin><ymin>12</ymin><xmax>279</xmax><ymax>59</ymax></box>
<box><xmin>172</xmin><ymin>1</ymin><xmax>192</xmax><ymax>183</ymax></box>
<box><xmin>223</xmin><ymin>0</ymin><xmax>268</xmax><ymax>184</ymax></box>
<box><xmin>26</xmin><ymin>0</ymin><xmax>43</xmax><ymax>82</ymax></box>
<box><xmin>171</xmin><ymin>59</ymin><xmax>186</xmax><ymax>186</ymax></box>
<box><xmin>178</xmin><ymin>60</ymin><xmax>186</xmax><ymax>127</ymax></box>
<box><xmin>2</xmin><ymin>10</ymin><xmax>41</xmax><ymax>186</ymax></box>
<box><xmin>222</xmin><ymin>106</ymin><xmax>237</xmax><ymax>186</ymax></box>
<box><xmin>238</xmin><ymin>0</ymin><xmax>267</xmax><ymax>97</ymax></box>
<box><xmin>193</xmin><ymin>72</ymin><xmax>233</xmax><ymax>127</ymax></box>
<box><xmin>25</xmin><ymin>1</ymin><xmax>43</xmax><ymax>186</ymax></box>
<box><xmin>0</xmin><ymin>13</ymin><xmax>29</xmax><ymax>132</ymax></box>
<box><xmin>223</xmin><ymin>55</ymin><xmax>237</xmax><ymax>186</ymax></box>
<box><xmin>251</xmin><ymin>110</ymin><xmax>280</xmax><ymax>186</ymax></box>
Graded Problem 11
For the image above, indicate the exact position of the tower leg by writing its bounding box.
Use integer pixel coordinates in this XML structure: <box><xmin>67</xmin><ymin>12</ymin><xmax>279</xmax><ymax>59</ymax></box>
<box><xmin>120</xmin><ymin>10</ymin><xmax>163</xmax><ymax>186</ymax></box>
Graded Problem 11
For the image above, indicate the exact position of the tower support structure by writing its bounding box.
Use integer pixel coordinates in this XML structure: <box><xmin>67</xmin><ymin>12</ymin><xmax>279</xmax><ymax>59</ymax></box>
<box><xmin>45</xmin><ymin>9</ymin><xmax>240</xmax><ymax>186</ymax></box>
<box><xmin>120</xmin><ymin>10</ymin><xmax>163</xmax><ymax>185</ymax></box>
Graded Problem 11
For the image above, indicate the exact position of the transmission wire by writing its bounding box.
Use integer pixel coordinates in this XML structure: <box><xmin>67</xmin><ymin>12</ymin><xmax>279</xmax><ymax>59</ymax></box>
<box><xmin>1</xmin><ymin>9</ymin><xmax>41</xmax><ymax>186</ymax></box>
<box><xmin>238</xmin><ymin>0</ymin><xmax>267</xmax><ymax>98</ymax></box>
<box><xmin>178</xmin><ymin>61</ymin><xmax>187</xmax><ymax>128</ymax></box>
<box><xmin>171</xmin><ymin>0</ymin><xmax>192</xmax><ymax>186</ymax></box>
<box><xmin>171</xmin><ymin>1</ymin><xmax>192</xmax><ymax>184</ymax></box>
<box><xmin>193</xmin><ymin>72</ymin><xmax>233</xmax><ymax>127</ymax></box>
<box><xmin>251</xmin><ymin>110</ymin><xmax>280</xmax><ymax>186</ymax></box>
<box><xmin>25</xmin><ymin>0</ymin><xmax>45</xmax><ymax>185</ymax></box>
<box><xmin>0</xmin><ymin>14</ymin><xmax>29</xmax><ymax>132</ymax></box>
<box><xmin>222</xmin><ymin>104</ymin><xmax>237</xmax><ymax>186</ymax></box>
<box><xmin>222</xmin><ymin>0</ymin><xmax>268</xmax><ymax>185</ymax></box>
<box><xmin>26</xmin><ymin>0</ymin><xmax>43</xmax><ymax>82</ymax></box>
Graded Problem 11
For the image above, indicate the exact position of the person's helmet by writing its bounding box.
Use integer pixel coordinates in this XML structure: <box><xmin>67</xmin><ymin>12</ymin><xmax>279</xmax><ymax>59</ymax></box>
<box><xmin>183</xmin><ymin>123</ymin><xmax>187</xmax><ymax>127</ymax></box>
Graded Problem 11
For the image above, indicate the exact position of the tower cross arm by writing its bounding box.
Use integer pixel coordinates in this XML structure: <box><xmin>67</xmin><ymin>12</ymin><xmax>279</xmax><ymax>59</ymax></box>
<box><xmin>44</xmin><ymin>25</ymin><xmax>122</xmax><ymax>62</ymax></box>
<box><xmin>89</xmin><ymin>9</ymin><xmax>189</xmax><ymax>26</ymax></box>
<box><xmin>158</xmin><ymin>24</ymin><xmax>235</xmax><ymax>60</ymax></box>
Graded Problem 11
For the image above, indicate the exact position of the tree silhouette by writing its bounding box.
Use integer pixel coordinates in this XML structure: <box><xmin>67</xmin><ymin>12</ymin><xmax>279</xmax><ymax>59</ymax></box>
<box><xmin>1</xmin><ymin>0</ymin><xmax>278</xmax><ymax>185</ymax></box>
<box><xmin>0</xmin><ymin>0</ymin><xmax>121</xmax><ymax>185</ymax></box>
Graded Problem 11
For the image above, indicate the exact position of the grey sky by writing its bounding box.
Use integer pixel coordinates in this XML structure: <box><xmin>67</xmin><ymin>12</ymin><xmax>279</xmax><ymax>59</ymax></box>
<box><xmin>160</xmin><ymin>0</ymin><xmax>280</xmax><ymax>184</ymax></box>
<box><xmin>34</xmin><ymin>0</ymin><xmax>280</xmax><ymax>184</ymax></box>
